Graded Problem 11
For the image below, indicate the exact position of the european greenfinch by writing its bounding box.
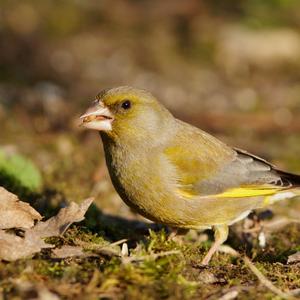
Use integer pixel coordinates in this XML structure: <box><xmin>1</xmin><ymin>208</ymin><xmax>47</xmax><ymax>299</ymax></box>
<box><xmin>80</xmin><ymin>86</ymin><xmax>300</xmax><ymax>265</ymax></box>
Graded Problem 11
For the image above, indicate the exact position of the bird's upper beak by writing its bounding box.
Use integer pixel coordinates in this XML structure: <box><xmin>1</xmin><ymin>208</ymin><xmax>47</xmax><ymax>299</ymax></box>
<box><xmin>80</xmin><ymin>102</ymin><xmax>114</xmax><ymax>131</ymax></box>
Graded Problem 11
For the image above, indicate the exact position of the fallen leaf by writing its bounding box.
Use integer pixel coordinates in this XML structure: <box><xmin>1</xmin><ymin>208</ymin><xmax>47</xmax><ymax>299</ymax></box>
<box><xmin>52</xmin><ymin>246</ymin><xmax>85</xmax><ymax>258</ymax></box>
<box><xmin>0</xmin><ymin>187</ymin><xmax>42</xmax><ymax>229</ymax></box>
<box><xmin>0</xmin><ymin>231</ymin><xmax>49</xmax><ymax>261</ymax></box>
<box><xmin>26</xmin><ymin>197</ymin><xmax>94</xmax><ymax>240</ymax></box>
<box><xmin>288</xmin><ymin>252</ymin><xmax>300</xmax><ymax>264</ymax></box>
<box><xmin>0</xmin><ymin>198</ymin><xmax>93</xmax><ymax>261</ymax></box>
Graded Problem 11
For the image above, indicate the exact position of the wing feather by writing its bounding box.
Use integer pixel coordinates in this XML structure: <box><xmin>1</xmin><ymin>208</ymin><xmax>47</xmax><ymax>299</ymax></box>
<box><xmin>166</xmin><ymin>143</ymin><xmax>300</xmax><ymax>198</ymax></box>
<box><xmin>166</xmin><ymin>120</ymin><xmax>300</xmax><ymax>199</ymax></box>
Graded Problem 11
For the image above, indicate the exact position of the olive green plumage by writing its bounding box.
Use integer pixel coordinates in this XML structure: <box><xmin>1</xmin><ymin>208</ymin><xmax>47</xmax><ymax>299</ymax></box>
<box><xmin>81</xmin><ymin>86</ymin><xmax>300</xmax><ymax>264</ymax></box>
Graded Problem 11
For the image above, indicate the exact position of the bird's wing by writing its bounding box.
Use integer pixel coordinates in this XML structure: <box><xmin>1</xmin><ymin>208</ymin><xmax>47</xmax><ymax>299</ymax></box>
<box><xmin>164</xmin><ymin>142</ymin><xmax>300</xmax><ymax>200</ymax></box>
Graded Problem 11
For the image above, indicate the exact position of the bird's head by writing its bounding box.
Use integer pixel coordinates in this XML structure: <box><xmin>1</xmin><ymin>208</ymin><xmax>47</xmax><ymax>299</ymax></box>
<box><xmin>80</xmin><ymin>86</ymin><xmax>172</xmax><ymax>142</ymax></box>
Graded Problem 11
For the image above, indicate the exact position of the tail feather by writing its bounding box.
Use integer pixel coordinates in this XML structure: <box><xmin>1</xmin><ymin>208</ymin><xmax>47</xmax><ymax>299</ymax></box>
<box><xmin>275</xmin><ymin>169</ymin><xmax>300</xmax><ymax>188</ymax></box>
<box><xmin>264</xmin><ymin>170</ymin><xmax>300</xmax><ymax>205</ymax></box>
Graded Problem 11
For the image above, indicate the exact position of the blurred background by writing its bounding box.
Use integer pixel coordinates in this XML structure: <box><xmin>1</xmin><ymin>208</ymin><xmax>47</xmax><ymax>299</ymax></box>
<box><xmin>1</xmin><ymin>0</ymin><xmax>300</xmax><ymax>219</ymax></box>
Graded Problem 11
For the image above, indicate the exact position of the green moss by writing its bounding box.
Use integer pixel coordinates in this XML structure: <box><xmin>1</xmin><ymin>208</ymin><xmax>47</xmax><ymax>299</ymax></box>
<box><xmin>38</xmin><ymin>260</ymin><xmax>67</xmax><ymax>278</ymax></box>
<box><xmin>1</xmin><ymin>222</ymin><xmax>300</xmax><ymax>299</ymax></box>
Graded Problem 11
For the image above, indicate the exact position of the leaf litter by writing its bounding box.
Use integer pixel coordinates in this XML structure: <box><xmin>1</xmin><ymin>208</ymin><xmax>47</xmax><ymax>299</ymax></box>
<box><xmin>0</xmin><ymin>187</ymin><xmax>93</xmax><ymax>261</ymax></box>
<box><xmin>287</xmin><ymin>252</ymin><xmax>300</xmax><ymax>264</ymax></box>
<box><xmin>0</xmin><ymin>187</ymin><xmax>42</xmax><ymax>229</ymax></box>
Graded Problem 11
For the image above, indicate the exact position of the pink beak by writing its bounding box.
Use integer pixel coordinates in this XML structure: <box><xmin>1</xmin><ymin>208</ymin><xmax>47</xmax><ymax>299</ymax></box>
<box><xmin>80</xmin><ymin>103</ymin><xmax>114</xmax><ymax>131</ymax></box>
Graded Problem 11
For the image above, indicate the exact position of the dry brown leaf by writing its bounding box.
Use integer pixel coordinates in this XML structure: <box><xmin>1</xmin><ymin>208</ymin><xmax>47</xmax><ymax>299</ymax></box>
<box><xmin>26</xmin><ymin>198</ymin><xmax>94</xmax><ymax>240</ymax></box>
<box><xmin>0</xmin><ymin>198</ymin><xmax>93</xmax><ymax>261</ymax></box>
<box><xmin>288</xmin><ymin>252</ymin><xmax>300</xmax><ymax>264</ymax></box>
<box><xmin>0</xmin><ymin>187</ymin><xmax>42</xmax><ymax>229</ymax></box>
<box><xmin>52</xmin><ymin>245</ymin><xmax>85</xmax><ymax>258</ymax></box>
<box><xmin>0</xmin><ymin>231</ymin><xmax>49</xmax><ymax>261</ymax></box>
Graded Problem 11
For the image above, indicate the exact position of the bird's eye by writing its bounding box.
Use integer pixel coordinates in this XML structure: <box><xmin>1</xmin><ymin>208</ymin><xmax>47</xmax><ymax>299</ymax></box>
<box><xmin>121</xmin><ymin>100</ymin><xmax>131</xmax><ymax>110</ymax></box>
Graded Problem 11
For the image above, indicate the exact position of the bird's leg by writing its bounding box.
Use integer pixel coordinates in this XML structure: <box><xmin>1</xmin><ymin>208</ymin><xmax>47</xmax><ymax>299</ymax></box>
<box><xmin>201</xmin><ymin>225</ymin><xmax>229</xmax><ymax>265</ymax></box>
<box><xmin>168</xmin><ymin>227</ymin><xmax>189</xmax><ymax>244</ymax></box>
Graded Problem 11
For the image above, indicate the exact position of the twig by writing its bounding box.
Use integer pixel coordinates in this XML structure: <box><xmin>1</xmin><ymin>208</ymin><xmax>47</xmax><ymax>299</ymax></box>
<box><xmin>218</xmin><ymin>245</ymin><xmax>296</xmax><ymax>299</ymax></box>
<box><xmin>243</xmin><ymin>256</ymin><xmax>296</xmax><ymax>300</ymax></box>
<box><xmin>264</xmin><ymin>218</ymin><xmax>300</xmax><ymax>232</ymax></box>
<box><xmin>110</xmin><ymin>239</ymin><xmax>128</xmax><ymax>247</ymax></box>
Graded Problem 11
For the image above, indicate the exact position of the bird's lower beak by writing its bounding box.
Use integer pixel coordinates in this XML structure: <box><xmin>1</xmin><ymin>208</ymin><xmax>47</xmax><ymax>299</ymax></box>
<box><xmin>80</xmin><ymin>104</ymin><xmax>114</xmax><ymax>131</ymax></box>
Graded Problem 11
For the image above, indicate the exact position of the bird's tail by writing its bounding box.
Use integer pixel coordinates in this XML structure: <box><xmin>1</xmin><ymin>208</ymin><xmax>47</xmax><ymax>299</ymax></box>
<box><xmin>280</xmin><ymin>170</ymin><xmax>300</xmax><ymax>196</ymax></box>
<box><xmin>277</xmin><ymin>169</ymin><xmax>300</xmax><ymax>188</ymax></box>
<box><xmin>265</xmin><ymin>170</ymin><xmax>300</xmax><ymax>205</ymax></box>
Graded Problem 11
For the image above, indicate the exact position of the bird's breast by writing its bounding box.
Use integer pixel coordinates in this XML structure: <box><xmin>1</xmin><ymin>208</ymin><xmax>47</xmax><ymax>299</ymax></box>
<box><xmin>103</xmin><ymin>142</ymin><xmax>183</xmax><ymax>223</ymax></box>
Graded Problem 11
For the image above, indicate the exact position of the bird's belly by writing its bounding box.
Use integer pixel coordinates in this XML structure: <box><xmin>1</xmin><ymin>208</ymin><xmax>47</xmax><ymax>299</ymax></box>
<box><xmin>120</xmin><ymin>194</ymin><xmax>261</xmax><ymax>230</ymax></box>
<box><xmin>111</xmin><ymin>167</ymin><xmax>263</xmax><ymax>229</ymax></box>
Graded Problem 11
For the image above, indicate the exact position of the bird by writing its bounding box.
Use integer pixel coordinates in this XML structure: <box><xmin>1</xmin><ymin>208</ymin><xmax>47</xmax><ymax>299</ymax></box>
<box><xmin>80</xmin><ymin>86</ymin><xmax>300</xmax><ymax>265</ymax></box>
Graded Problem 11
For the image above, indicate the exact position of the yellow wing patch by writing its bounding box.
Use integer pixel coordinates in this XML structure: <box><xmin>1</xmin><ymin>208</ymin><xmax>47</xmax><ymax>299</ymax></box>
<box><xmin>176</xmin><ymin>185</ymin><xmax>283</xmax><ymax>199</ymax></box>
<box><xmin>214</xmin><ymin>186</ymin><xmax>281</xmax><ymax>198</ymax></box>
